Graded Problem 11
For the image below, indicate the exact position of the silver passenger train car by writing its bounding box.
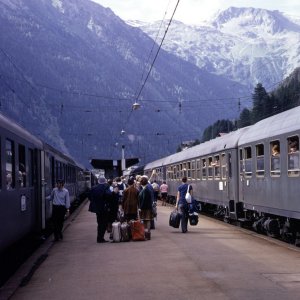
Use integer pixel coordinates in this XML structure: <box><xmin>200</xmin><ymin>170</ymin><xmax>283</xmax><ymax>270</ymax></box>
<box><xmin>144</xmin><ymin>106</ymin><xmax>300</xmax><ymax>244</ymax></box>
<box><xmin>0</xmin><ymin>113</ymin><xmax>89</xmax><ymax>253</ymax></box>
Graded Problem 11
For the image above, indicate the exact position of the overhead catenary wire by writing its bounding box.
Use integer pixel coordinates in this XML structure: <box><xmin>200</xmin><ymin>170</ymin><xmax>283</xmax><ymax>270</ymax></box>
<box><xmin>134</xmin><ymin>0</ymin><xmax>181</xmax><ymax>103</ymax></box>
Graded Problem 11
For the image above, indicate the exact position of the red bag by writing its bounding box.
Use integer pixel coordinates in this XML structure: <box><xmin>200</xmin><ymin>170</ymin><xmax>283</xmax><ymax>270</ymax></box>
<box><xmin>130</xmin><ymin>220</ymin><xmax>145</xmax><ymax>241</ymax></box>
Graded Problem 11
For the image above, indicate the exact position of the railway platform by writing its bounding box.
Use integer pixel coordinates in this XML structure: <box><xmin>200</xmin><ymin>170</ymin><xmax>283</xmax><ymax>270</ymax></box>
<box><xmin>1</xmin><ymin>201</ymin><xmax>300</xmax><ymax>300</ymax></box>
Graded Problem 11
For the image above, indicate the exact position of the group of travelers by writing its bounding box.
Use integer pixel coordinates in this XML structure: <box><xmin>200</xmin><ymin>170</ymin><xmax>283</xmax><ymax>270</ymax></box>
<box><xmin>88</xmin><ymin>175</ymin><xmax>160</xmax><ymax>243</ymax></box>
<box><xmin>47</xmin><ymin>173</ymin><xmax>197</xmax><ymax>243</ymax></box>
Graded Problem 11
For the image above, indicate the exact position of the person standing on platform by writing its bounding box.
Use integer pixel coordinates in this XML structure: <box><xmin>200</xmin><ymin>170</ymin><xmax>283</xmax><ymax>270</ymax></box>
<box><xmin>175</xmin><ymin>176</ymin><xmax>193</xmax><ymax>233</ymax></box>
<box><xmin>160</xmin><ymin>181</ymin><xmax>168</xmax><ymax>206</ymax></box>
<box><xmin>138</xmin><ymin>176</ymin><xmax>154</xmax><ymax>240</ymax></box>
<box><xmin>122</xmin><ymin>177</ymin><xmax>139</xmax><ymax>221</ymax></box>
<box><xmin>49</xmin><ymin>179</ymin><xmax>70</xmax><ymax>241</ymax></box>
<box><xmin>88</xmin><ymin>177</ymin><xmax>112</xmax><ymax>243</ymax></box>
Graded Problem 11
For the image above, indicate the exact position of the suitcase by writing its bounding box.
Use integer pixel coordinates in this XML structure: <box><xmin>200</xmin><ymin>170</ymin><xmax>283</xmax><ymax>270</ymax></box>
<box><xmin>121</xmin><ymin>222</ymin><xmax>131</xmax><ymax>242</ymax></box>
<box><xmin>130</xmin><ymin>220</ymin><xmax>145</xmax><ymax>241</ymax></box>
<box><xmin>112</xmin><ymin>221</ymin><xmax>121</xmax><ymax>242</ymax></box>
<box><xmin>189</xmin><ymin>213</ymin><xmax>199</xmax><ymax>226</ymax></box>
<box><xmin>169</xmin><ymin>209</ymin><xmax>180</xmax><ymax>228</ymax></box>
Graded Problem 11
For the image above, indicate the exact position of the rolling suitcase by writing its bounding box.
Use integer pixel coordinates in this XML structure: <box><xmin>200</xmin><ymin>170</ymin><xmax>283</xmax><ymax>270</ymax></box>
<box><xmin>169</xmin><ymin>209</ymin><xmax>180</xmax><ymax>228</ymax></box>
<box><xmin>121</xmin><ymin>222</ymin><xmax>131</xmax><ymax>242</ymax></box>
<box><xmin>130</xmin><ymin>220</ymin><xmax>145</xmax><ymax>241</ymax></box>
<box><xmin>112</xmin><ymin>221</ymin><xmax>121</xmax><ymax>242</ymax></box>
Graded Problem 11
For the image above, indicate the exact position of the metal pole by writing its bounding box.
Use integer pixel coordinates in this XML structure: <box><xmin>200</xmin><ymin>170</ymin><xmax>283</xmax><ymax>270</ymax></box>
<box><xmin>121</xmin><ymin>145</ymin><xmax>125</xmax><ymax>173</ymax></box>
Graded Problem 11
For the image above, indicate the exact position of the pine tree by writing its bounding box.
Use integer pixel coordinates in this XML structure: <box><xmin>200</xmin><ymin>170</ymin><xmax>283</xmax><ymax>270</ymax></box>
<box><xmin>238</xmin><ymin>108</ymin><xmax>252</xmax><ymax>128</ymax></box>
<box><xmin>251</xmin><ymin>83</ymin><xmax>270</xmax><ymax>123</ymax></box>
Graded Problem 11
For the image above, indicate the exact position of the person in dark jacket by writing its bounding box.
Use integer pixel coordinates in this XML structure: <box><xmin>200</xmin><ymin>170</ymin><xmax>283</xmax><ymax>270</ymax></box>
<box><xmin>107</xmin><ymin>184</ymin><xmax>119</xmax><ymax>239</ymax></box>
<box><xmin>88</xmin><ymin>177</ymin><xmax>112</xmax><ymax>243</ymax></box>
<box><xmin>138</xmin><ymin>176</ymin><xmax>154</xmax><ymax>240</ymax></box>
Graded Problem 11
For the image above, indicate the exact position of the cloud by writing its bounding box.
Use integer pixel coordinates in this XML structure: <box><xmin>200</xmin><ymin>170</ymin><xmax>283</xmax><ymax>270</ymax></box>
<box><xmin>92</xmin><ymin>0</ymin><xmax>300</xmax><ymax>24</ymax></box>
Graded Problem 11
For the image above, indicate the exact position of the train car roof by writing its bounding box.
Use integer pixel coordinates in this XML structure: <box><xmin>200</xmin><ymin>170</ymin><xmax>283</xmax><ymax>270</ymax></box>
<box><xmin>239</xmin><ymin>106</ymin><xmax>300</xmax><ymax>145</ymax></box>
<box><xmin>43</xmin><ymin>143</ymin><xmax>77</xmax><ymax>165</ymax></box>
<box><xmin>0</xmin><ymin>113</ymin><xmax>43</xmax><ymax>148</ymax></box>
<box><xmin>145</xmin><ymin>127</ymin><xmax>250</xmax><ymax>169</ymax></box>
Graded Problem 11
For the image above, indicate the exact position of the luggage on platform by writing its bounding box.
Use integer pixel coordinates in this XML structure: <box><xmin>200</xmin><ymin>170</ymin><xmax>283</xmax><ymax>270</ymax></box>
<box><xmin>189</xmin><ymin>212</ymin><xmax>199</xmax><ymax>226</ymax></box>
<box><xmin>130</xmin><ymin>220</ymin><xmax>145</xmax><ymax>241</ymax></box>
<box><xmin>121</xmin><ymin>222</ymin><xmax>131</xmax><ymax>242</ymax></box>
<box><xmin>112</xmin><ymin>221</ymin><xmax>121</xmax><ymax>242</ymax></box>
<box><xmin>169</xmin><ymin>209</ymin><xmax>180</xmax><ymax>228</ymax></box>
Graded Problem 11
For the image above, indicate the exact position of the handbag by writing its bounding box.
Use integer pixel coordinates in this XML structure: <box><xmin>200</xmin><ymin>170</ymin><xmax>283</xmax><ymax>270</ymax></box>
<box><xmin>189</xmin><ymin>213</ymin><xmax>199</xmax><ymax>226</ymax></box>
<box><xmin>185</xmin><ymin>185</ymin><xmax>192</xmax><ymax>203</ymax></box>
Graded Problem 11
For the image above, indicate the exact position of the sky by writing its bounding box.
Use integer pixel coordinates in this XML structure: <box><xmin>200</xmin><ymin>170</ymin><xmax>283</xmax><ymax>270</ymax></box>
<box><xmin>92</xmin><ymin>0</ymin><xmax>300</xmax><ymax>25</ymax></box>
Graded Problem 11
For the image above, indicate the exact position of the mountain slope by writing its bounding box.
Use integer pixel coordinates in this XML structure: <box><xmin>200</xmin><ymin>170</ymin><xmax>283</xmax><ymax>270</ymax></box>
<box><xmin>0</xmin><ymin>0</ymin><xmax>248</xmax><ymax>166</ymax></box>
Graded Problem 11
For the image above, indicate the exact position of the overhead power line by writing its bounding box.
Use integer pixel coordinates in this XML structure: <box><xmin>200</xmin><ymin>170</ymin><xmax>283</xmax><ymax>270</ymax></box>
<box><xmin>134</xmin><ymin>0</ymin><xmax>181</xmax><ymax>102</ymax></box>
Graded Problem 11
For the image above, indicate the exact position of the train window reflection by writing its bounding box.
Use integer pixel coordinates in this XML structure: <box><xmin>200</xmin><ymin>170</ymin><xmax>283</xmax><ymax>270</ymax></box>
<box><xmin>6</xmin><ymin>139</ymin><xmax>15</xmax><ymax>189</ymax></box>
<box><xmin>270</xmin><ymin>141</ymin><xmax>280</xmax><ymax>176</ymax></box>
<box><xmin>256</xmin><ymin>144</ymin><xmax>264</xmax><ymax>177</ymax></box>
<box><xmin>287</xmin><ymin>136</ymin><xmax>299</xmax><ymax>176</ymax></box>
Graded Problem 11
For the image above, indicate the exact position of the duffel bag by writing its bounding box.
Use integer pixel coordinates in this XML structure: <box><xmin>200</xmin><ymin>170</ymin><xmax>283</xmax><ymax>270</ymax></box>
<box><xmin>169</xmin><ymin>209</ymin><xmax>180</xmax><ymax>228</ymax></box>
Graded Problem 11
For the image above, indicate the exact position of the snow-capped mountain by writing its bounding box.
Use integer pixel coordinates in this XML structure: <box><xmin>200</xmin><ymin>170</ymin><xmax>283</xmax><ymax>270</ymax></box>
<box><xmin>134</xmin><ymin>7</ymin><xmax>300</xmax><ymax>90</ymax></box>
<box><xmin>0</xmin><ymin>0</ymin><xmax>249</xmax><ymax>166</ymax></box>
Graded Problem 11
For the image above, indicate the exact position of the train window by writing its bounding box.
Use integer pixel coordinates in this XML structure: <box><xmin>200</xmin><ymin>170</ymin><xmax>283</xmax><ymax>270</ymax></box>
<box><xmin>187</xmin><ymin>161</ymin><xmax>192</xmax><ymax>179</ymax></box>
<box><xmin>167</xmin><ymin>167</ymin><xmax>172</xmax><ymax>180</ymax></box>
<box><xmin>221</xmin><ymin>153</ymin><xmax>226</xmax><ymax>179</ymax></box>
<box><xmin>196</xmin><ymin>159</ymin><xmax>201</xmax><ymax>180</ymax></box>
<box><xmin>6</xmin><ymin>139</ymin><xmax>15</xmax><ymax>189</ymax></box>
<box><xmin>244</xmin><ymin>147</ymin><xmax>252</xmax><ymax>177</ymax></box>
<box><xmin>256</xmin><ymin>144</ymin><xmax>265</xmax><ymax>177</ymax></box>
<box><xmin>228</xmin><ymin>153</ymin><xmax>232</xmax><ymax>178</ymax></box>
<box><xmin>18</xmin><ymin>144</ymin><xmax>26</xmax><ymax>187</ymax></box>
<box><xmin>202</xmin><ymin>158</ymin><xmax>207</xmax><ymax>179</ymax></box>
<box><xmin>287</xmin><ymin>136</ymin><xmax>299</xmax><ymax>176</ymax></box>
<box><xmin>270</xmin><ymin>141</ymin><xmax>280</xmax><ymax>176</ymax></box>
<box><xmin>213</xmin><ymin>155</ymin><xmax>220</xmax><ymax>179</ymax></box>
<box><xmin>239</xmin><ymin>148</ymin><xmax>243</xmax><ymax>174</ymax></box>
<box><xmin>0</xmin><ymin>138</ymin><xmax>1</xmax><ymax>190</ymax></box>
<box><xmin>208</xmin><ymin>157</ymin><xmax>213</xmax><ymax>179</ymax></box>
<box><xmin>191</xmin><ymin>160</ymin><xmax>196</xmax><ymax>180</ymax></box>
<box><xmin>182</xmin><ymin>162</ymin><xmax>187</xmax><ymax>178</ymax></box>
<box><xmin>28</xmin><ymin>149</ymin><xmax>34</xmax><ymax>186</ymax></box>
<box><xmin>176</xmin><ymin>165</ymin><xmax>180</xmax><ymax>179</ymax></box>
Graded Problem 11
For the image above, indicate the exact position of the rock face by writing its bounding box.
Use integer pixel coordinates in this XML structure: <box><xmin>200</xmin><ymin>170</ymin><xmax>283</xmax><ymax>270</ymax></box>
<box><xmin>1</xmin><ymin>1</ymin><xmax>298</xmax><ymax>165</ymax></box>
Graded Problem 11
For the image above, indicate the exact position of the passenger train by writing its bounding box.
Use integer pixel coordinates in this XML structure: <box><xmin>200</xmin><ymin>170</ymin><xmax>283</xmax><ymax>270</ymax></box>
<box><xmin>0</xmin><ymin>112</ymin><xmax>91</xmax><ymax>254</ymax></box>
<box><xmin>143</xmin><ymin>106</ymin><xmax>300</xmax><ymax>245</ymax></box>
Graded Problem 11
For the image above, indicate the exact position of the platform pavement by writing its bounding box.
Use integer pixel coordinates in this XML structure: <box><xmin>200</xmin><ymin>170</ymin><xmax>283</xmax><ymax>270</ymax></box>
<box><xmin>3</xmin><ymin>201</ymin><xmax>300</xmax><ymax>300</ymax></box>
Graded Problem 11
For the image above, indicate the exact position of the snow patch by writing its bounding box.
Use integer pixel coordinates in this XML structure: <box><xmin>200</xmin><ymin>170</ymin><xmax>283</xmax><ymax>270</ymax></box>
<box><xmin>87</xmin><ymin>17</ymin><xmax>103</xmax><ymax>37</ymax></box>
<box><xmin>52</xmin><ymin>0</ymin><xmax>64</xmax><ymax>13</ymax></box>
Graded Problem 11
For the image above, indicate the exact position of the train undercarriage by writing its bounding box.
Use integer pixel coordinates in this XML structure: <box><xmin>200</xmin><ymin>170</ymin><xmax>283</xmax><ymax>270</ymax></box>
<box><xmin>201</xmin><ymin>202</ymin><xmax>300</xmax><ymax>247</ymax></box>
